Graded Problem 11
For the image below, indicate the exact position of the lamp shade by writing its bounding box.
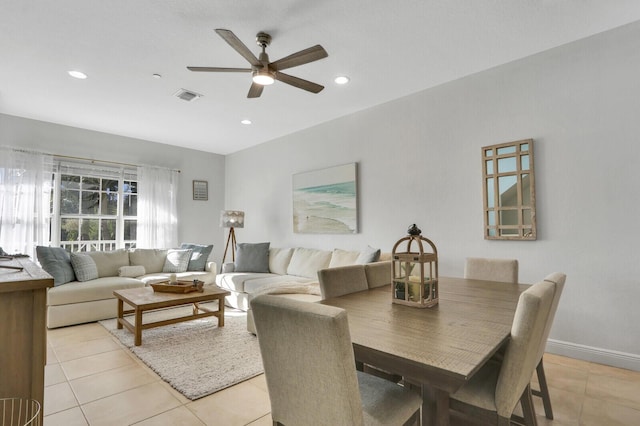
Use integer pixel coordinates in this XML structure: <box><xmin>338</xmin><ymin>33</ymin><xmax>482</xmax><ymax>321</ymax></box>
<box><xmin>220</xmin><ymin>210</ymin><xmax>245</xmax><ymax>228</ymax></box>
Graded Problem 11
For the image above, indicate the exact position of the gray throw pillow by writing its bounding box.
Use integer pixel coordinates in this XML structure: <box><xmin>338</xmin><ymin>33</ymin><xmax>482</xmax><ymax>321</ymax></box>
<box><xmin>163</xmin><ymin>248</ymin><xmax>193</xmax><ymax>273</ymax></box>
<box><xmin>180</xmin><ymin>243</ymin><xmax>213</xmax><ymax>271</ymax></box>
<box><xmin>356</xmin><ymin>245</ymin><xmax>381</xmax><ymax>264</ymax></box>
<box><xmin>36</xmin><ymin>246</ymin><xmax>76</xmax><ymax>286</ymax></box>
<box><xmin>235</xmin><ymin>242</ymin><xmax>270</xmax><ymax>273</ymax></box>
<box><xmin>69</xmin><ymin>253</ymin><xmax>99</xmax><ymax>282</ymax></box>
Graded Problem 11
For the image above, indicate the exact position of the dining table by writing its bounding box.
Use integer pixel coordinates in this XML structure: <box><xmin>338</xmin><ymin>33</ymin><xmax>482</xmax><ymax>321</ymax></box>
<box><xmin>320</xmin><ymin>276</ymin><xmax>529</xmax><ymax>426</ymax></box>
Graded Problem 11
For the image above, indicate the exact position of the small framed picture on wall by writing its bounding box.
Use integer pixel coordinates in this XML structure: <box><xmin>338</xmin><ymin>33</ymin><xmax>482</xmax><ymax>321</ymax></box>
<box><xmin>193</xmin><ymin>180</ymin><xmax>208</xmax><ymax>201</ymax></box>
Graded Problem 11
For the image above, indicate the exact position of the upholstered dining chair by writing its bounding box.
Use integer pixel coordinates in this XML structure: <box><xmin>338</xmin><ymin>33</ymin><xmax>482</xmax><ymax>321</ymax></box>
<box><xmin>318</xmin><ymin>264</ymin><xmax>403</xmax><ymax>383</ymax></box>
<box><xmin>449</xmin><ymin>278</ymin><xmax>556</xmax><ymax>426</ymax></box>
<box><xmin>464</xmin><ymin>257</ymin><xmax>519</xmax><ymax>284</ymax></box>
<box><xmin>530</xmin><ymin>272</ymin><xmax>566</xmax><ymax>420</ymax></box>
<box><xmin>318</xmin><ymin>263</ymin><xmax>370</xmax><ymax>299</ymax></box>
<box><xmin>251</xmin><ymin>294</ymin><xmax>422</xmax><ymax>426</ymax></box>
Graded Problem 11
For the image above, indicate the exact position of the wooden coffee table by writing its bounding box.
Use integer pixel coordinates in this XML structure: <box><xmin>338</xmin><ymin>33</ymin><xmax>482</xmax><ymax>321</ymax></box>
<box><xmin>113</xmin><ymin>285</ymin><xmax>231</xmax><ymax>346</ymax></box>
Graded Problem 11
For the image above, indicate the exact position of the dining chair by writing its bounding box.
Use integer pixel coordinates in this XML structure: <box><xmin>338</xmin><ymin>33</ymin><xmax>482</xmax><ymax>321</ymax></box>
<box><xmin>318</xmin><ymin>264</ymin><xmax>403</xmax><ymax>383</ymax></box>
<box><xmin>251</xmin><ymin>294</ymin><xmax>422</xmax><ymax>426</ymax></box>
<box><xmin>318</xmin><ymin>264</ymin><xmax>369</xmax><ymax>299</ymax></box>
<box><xmin>530</xmin><ymin>272</ymin><xmax>566</xmax><ymax>420</ymax></box>
<box><xmin>364</xmin><ymin>260</ymin><xmax>392</xmax><ymax>289</ymax></box>
<box><xmin>464</xmin><ymin>257</ymin><xmax>519</xmax><ymax>284</ymax></box>
<box><xmin>449</xmin><ymin>278</ymin><xmax>556</xmax><ymax>426</ymax></box>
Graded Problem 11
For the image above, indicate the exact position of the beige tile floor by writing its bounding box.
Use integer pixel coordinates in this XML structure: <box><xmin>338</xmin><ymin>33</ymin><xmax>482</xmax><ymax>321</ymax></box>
<box><xmin>44</xmin><ymin>320</ymin><xmax>640</xmax><ymax>426</ymax></box>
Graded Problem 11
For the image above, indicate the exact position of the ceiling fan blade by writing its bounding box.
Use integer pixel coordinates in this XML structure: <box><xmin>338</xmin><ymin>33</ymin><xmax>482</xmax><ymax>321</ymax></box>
<box><xmin>270</xmin><ymin>45</ymin><xmax>328</xmax><ymax>71</ymax></box>
<box><xmin>247</xmin><ymin>82</ymin><xmax>264</xmax><ymax>98</ymax></box>
<box><xmin>187</xmin><ymin>66</ymin><xmax>251</xmax><ymax>73</ymax></box>
<box><xmin>215</xmin><ymin>29</ymin><xmax>262</xmax><ymax>68</ymax></box>
<box><xmin>275</xmin><ymin>72</ymin><xmax>324</xmax><ymax>93</ymax></box>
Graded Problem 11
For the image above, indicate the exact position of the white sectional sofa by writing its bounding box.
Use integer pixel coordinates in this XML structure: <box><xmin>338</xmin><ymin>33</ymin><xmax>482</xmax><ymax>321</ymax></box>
<box><xmin>215</xmin><ymin>244</ymin><xmax>387</xmax><ymax>333</ymax></box>
<box><xmin>216</xmin><ymin>245</ymin><xmax>384</xmax><ymax>311</ymax></box>
<box><xmin>37</xmin><ymin>245</ymin><xmax>215</xmax><ymax>328</ymax></box>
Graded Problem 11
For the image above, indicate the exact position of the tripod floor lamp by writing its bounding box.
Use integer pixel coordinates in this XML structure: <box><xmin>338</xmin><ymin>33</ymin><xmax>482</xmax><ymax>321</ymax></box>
<box><xmin>220</xmin><ymin>210</ymin><xmax>245</xmax><ymax>269</ymax></box>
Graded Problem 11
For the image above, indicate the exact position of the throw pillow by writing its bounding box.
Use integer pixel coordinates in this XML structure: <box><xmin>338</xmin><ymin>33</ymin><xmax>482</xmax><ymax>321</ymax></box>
<box><xmin>118</xmin><ymin>265</ymin><xmax>146</xmax><ymax>278</ymax></box>
<box><xmin>356</xmin><ymin>246</ymin><xmax>381</xmax><ymax>264</ymax></box>
<box><xmin>36</xmin><ymin>246</ymin><xmax>76</xmax><ymax>286</ymax></box>
<box><xmin>69</xmin><ymin>253</ymin><xmax>99</xmax><ymax>282</ymax></box>
<box><xmin>180</xmin><ymin>243</ymin><xmax>213</xmax><ymax>271</ymax></box>
<box><xmin>328</xmin><ymin>248</ymin><xmax>360</xmax><ymax>268</ymax></box>
<box><xmin>163</xmin><ymin>249</ymin><xmax>193</xmax><ymax>273</ymax></box>
<box><xmin>235</xmin><ymin>242</ymin><xmax>270</xmax><ymax>273</ymax></box>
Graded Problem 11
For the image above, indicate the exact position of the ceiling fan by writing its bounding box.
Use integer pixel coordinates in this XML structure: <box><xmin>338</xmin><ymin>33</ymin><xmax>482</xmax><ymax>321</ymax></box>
<box><xmin>187</xmin><ymin>29</ymin><xmax>328</xmax><ymax>98</ymax></box>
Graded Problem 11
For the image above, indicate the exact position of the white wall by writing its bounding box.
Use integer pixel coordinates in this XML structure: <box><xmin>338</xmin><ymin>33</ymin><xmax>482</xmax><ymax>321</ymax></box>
<box><xmin>0</xmin><ymin>114</ymin><xmax>227</xmax><ymax>264</ymax></box>
<box><xmin>225</xmin><ymin>22</ymin><xmax>640</xmax><ymax>369</ymax></box>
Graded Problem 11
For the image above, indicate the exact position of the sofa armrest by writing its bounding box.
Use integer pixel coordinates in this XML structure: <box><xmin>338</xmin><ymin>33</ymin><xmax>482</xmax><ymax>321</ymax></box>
<box><xmin>221</xmin><ymin>262</ymin><xmax>235</xmax><ymax>273</ymax></box>
<box><xmin>205</xmin><ymin>261</ymin><xmax>217</xmax><ymax>272</ymax></box>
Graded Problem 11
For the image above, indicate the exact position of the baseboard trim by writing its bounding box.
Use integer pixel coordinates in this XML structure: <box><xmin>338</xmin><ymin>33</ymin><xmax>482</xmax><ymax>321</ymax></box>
<box><xmin>546</xmin><ymin>339</ymin><xmax>640</xmax><ymax>372</ymax></box>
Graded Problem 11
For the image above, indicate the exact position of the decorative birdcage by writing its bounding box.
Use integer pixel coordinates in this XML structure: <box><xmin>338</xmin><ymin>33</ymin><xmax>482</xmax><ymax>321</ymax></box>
<box><xmin>391</xmin><ymin>224</ymin><xmax>439</xmax><ymax>308</ymax></box>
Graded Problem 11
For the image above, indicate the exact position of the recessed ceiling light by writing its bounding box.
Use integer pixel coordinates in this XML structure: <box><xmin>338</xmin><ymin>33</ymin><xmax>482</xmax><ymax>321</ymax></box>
<box><xmin>334</xmin><ymin>75</ymin><xmax>350</xmax><ymax>85</ymax></box>
<box><xmin>68</xmin><ymin>70</ymin><xmax>87</xmax><ymax>79</ymax></box>
<box><xmin>241</xmin><ymin>119</ymin><xmax>252</xmax><ymax>125</ymax></box>
<box><xmin>152</xmin><ymin>73</ymin><xmax>162</xmax><ymax>79</ymax></box>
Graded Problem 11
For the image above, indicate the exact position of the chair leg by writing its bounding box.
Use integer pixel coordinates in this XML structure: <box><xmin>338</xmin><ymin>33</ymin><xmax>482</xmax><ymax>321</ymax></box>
<box><xmin>532</xmin><ymin>358</ymin><xmax>554</xmax><ymax>419</ymax></box>
<box><xmin>520</xmin><ymin>384</ymin><xmax>538</xmax><ymax>426</ymax></box>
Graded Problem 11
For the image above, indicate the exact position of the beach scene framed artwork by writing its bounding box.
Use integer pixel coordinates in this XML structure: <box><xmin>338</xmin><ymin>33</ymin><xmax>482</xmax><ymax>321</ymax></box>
<box><xmin>293</xmin><ymin>163</ymin><xmax>358</xmax><ymax>234</ymax></box>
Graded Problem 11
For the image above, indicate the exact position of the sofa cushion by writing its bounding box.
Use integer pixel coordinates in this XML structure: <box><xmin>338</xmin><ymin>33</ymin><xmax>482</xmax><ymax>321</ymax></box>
<box><xmin>235</xmin><ymin>242</ymin><xmax>270</xmax><ymax>273</ymax></box>
<box><xmin>287</xmin><ymin>248</ymin><xmax>332</xmax><ymax>279</ymax></box>
<box><xmin>243</xmin><ymin>275</ymin><xmax>315</xmax><ymax>294</ymax></box>
<box><xmin>36</xmin><ymin>246</ymin><xmax>76</xmax><ymax>286</ymax></box>
<box><xmin>356</xmin><ymin>245</ymin><xmax>381</xmax><ymax>264</ymax></box>
<box><xmin>87</xmin><ymin>249</ymin><xmax>130</xmax><ymax>277</ymax></box>
<box><xmin>328</xmin><ymin>249</ymin><xmax>360</xmax><ymax>268</ymax></box>
<box><xmin>47</xmin><ymin>276</ymin><xmax>145</xmax><ymax>306</ymax></box>
<box><xmin>70</xmin><ymin>253</ymin><xmax>99</xmax><ymax>282</ymax></box>
<box><xmin>129</xmin><ymin>248</ymin><xmax>168</xmax><ymax>273</ymax></box>
<box><xmin>163</xmin><ymin>248</ymin><xmax>192</xmax><ymax>273</ymax></box>
<box><xmin>118</xmin><ymin>265</ymin><xmax>146</xmax><ymax>278</ymax></box>
<box><xmin>180</xmin><ymin>243</ymin><xmax>213</xmax><ymax>271</ymax></box>
<box><xmin>216</xmin><ymin>272</ymin><xmax>277</xmax><ymax>293</ymax></box>
<box><xmin>269</xmin><ymin>247</ymin><xmax>294</xmax><ymax>275</ymax></box>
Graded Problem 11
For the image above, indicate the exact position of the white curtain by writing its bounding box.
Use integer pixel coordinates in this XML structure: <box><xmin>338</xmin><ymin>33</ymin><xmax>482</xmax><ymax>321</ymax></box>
<box><xmin>136</xmin><ymin>165</ymin><xmax>179</xmax><ymax>248</ymax></box>
<box><xmin>0</xmin><ymin>147</ymin><xmax>53</xmax><ymax>257</ymax></box>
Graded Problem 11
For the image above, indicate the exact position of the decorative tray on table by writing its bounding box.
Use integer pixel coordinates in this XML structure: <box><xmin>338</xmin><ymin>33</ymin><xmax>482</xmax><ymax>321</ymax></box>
<box><xmin>151</xmin><ymin>279</ymin><xmax>205</xmax><ymax>294</ymax></box>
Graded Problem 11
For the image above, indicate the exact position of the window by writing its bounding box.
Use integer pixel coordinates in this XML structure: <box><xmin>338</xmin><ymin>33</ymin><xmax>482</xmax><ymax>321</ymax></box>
<box><xmin>482</xmin><ymin>139</ymin><xmax>536</xmax><ymax>240</ymax></box>
<box><xmin>49</xmin><ymin>160</ymin><xmax>138</xmax><ymax>252</ymax></box>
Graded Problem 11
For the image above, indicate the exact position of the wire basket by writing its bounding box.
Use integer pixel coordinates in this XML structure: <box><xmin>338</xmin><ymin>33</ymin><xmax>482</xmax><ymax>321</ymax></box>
<box><xmin>1</xmin><ymin>398</ymin><xmax>41</xmax><ymax>426</ymax></box>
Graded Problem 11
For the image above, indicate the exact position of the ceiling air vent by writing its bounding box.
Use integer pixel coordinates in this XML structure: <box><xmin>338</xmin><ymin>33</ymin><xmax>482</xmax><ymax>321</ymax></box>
<box><xmin>174</xmin><ymin>88</ymin><xmax>203</xmax><ymax>102</ymax></box>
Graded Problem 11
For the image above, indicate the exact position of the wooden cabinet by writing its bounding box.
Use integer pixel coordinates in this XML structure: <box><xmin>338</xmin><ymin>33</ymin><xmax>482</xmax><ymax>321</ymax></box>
<box><xmin>0</xmin><ymin>258</ymin><xmax>53</xmax><ymax>423</ymax></box>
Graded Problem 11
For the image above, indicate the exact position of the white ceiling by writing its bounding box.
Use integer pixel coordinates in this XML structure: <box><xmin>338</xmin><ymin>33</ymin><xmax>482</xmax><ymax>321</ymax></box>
<box><xmin>2</xmin><ymin>1</ymin><xmax>640</xmax><ymax>155</ymax></box>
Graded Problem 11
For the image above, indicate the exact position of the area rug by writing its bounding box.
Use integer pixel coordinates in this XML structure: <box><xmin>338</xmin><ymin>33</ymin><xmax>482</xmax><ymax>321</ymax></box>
<box><xmin>99</xmin><ymin>306</ymin><xmax>263</xmax><ymax>400</ymax></box>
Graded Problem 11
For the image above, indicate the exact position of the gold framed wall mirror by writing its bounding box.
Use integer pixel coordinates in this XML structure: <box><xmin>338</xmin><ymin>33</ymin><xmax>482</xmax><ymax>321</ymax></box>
<box><xmin>482</xmin><ymin>139</ymin><xmax>536</xmax><ymax>240</ymax></box>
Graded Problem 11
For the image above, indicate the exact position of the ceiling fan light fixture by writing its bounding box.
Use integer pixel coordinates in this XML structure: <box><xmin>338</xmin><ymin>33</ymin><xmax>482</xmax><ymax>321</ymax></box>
<box><xmin>252</xmin><ymin>70</ymin><xmax>275</xmax><ymax>85</ymax></box>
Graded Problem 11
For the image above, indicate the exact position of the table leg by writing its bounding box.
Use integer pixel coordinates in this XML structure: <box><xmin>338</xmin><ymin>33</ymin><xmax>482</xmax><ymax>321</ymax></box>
<box><xmin>218</xmin><ymin>297</ymin><xmax>225</xmax><ymax>327</ymax></box>
<box><xmin>134</xmin><ymin>308</ymin><xmax>142</xmax><ymax>346</ymax></box>
<box><xmin>193</xmin><ymin>302</ymin><xmax>199</xmax><ymax>315</ymax></box>
<box><xmin>116</xmin><ymin>298</ymin><xmax>123</xmax><ymax>329</ymax></box>
<box><xmin>421</xmin><ymin>384</ymin><xmax>450</xmax><ymax>426</ymax></box>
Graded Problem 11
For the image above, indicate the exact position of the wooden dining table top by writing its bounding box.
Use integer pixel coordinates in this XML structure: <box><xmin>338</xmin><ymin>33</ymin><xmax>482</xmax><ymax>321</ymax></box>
<box><xmin>320</xmin><ymin>276</ymin><xmax>529</xmax><ymax>393</ymax></box>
